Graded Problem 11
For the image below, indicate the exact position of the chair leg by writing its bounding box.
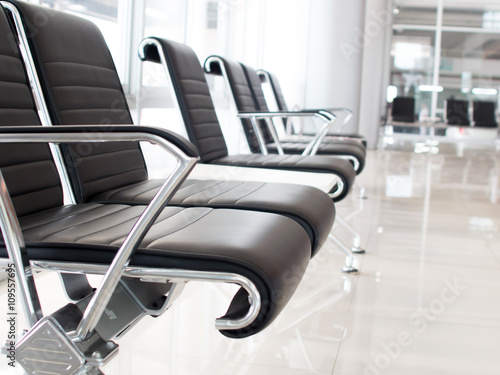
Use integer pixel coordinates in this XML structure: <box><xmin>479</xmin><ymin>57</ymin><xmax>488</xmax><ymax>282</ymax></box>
<box><xmin>355</xmin><ymin>181</ymin><xmax>367</xmax><ymax>200</ymax></box>
<box><xmin>328</xmin><ymin>234</ymin><xmax>358</xmax><ymax>273</ymax></box>
<box><xmin>335</xmin><ymin>215</ymin><xmax>365</xmax><ymax>254</ymax></box>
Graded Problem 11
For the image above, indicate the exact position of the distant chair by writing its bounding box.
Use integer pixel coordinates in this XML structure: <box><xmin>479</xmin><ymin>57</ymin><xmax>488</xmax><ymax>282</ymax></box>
<box><xmin>445</xmin><ymin>98</ymin><xmax>470</xmax><ymax>126</ymax></box>
<box><xmin>472</xmin><ymin>100</ymin><xmax>497</xmax><ymax>128</ymax></box>
<box><xmin>391</xmin><ymin>97</ymin><xmax>415</xmax><ymax>123</ymax></box>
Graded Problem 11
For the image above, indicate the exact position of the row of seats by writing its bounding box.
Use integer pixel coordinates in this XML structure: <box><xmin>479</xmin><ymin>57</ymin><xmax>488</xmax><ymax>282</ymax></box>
<box><xmin>0</xmin><ymin>1</ymin><xmax>366</xmax><ymax>373</ymax></box>
<box><xmin>391</xmin><ymin>96</ymin><xmax>498</xmax><ymax>127</ymax></box>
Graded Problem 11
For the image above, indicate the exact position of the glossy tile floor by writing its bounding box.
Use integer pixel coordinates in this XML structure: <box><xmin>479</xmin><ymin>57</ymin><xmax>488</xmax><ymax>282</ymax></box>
<box><xmin>1</xmin><ymin>139</ymin><xmax>499</xmax><ymax>374</ymax></box>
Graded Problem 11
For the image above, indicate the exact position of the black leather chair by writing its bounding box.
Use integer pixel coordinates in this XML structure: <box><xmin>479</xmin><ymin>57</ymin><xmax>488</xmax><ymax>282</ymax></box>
<box><xmin>473</xmin><ymin>100</ymin><xmax>497</xmax><ymax>128</ymax></box>
<box><xmin>3</xmin><ymin>0</ymin><xmax>341</xmax><ymax>260</ymax></box>
<box><xmin>257</xmin><ymin>69</ymin><xmax>367</xmax><ymax>147</ymax></box>
<box><xmin>391</xmin><ymin>96</ymin><xmax>415</xmax><ymax>123</ymax></box>
<box><xmin>445</xmin><ymin>98</ymin><xmax>470</xmax><ymax>126</ymax></box>
<box><xmin>202</xmin><ymin>56</ymin><xmax>366</xmax><ymax>174</ymax></box>
<box><xmin>0</xmin><ymin>5</ymin><xmax>313</xmax><ymax>374</ymax></box>
<box><xmin>8</xmin><ymin>2</ymin><xmax>354</xmax><ymax>206</ymax></box>
<box><xmin>138</xmin><ymin>38</ymin><xmax>366</xmax><ymax>256</ymax></box>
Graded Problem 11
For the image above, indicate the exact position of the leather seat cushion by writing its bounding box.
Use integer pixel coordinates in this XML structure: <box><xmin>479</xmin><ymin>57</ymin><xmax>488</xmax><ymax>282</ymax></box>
<box><xmin>265</xmin><ymin>142</ymin><xmax>366</xmax><ymax>174</ymax></box>
<box><xmin>90</xmin><ymin>178</ymin><xmax>335</xmax><ymax>257</ymax></box>
<box><xmin>211</xmin><ymin>154</ymin><xmax>355</xmax><ymax>202</ymax></box>
<box><xmin>0</xmin><ymin>203</ymin><xmax>311</xmax><ymax>338</ymax></box>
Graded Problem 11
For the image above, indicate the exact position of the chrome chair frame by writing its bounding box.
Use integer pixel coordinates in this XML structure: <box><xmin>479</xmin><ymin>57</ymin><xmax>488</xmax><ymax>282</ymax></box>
<box><xmin>0</xmin><ymin>127</ymin><xmax>262</xmax><ymax>374</ymax></box>
<box><xmin>203</xmin><ymin>56</ymin><xmax>358</xmax><ymax>161</ymax></box>
<box><xmin>256</xmin><ymin>69</ymin><xmax>362</xmax><ymax>144</ymax></box>
<box><xmin>137</xmin><ymin>38</ymin><xmax>348</xmax><ymax>200</ymax></box>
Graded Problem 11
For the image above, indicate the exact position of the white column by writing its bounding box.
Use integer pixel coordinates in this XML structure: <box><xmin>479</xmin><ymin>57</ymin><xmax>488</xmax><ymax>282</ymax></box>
<box><xmin>303</xmin><ymin>0</ymin><xmax>366</xmax><ymax>135</ymax></box>
<box><xmin>358</xmin><ymin>0</ymin><xmax>394</xmax><ymax>148</ymax></box>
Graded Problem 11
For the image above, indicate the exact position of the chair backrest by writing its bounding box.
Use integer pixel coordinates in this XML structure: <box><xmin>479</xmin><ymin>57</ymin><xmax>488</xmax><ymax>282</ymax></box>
<box><xmin>264</xmin><ymin>70</ymin><xmax>289</xmax><ymax>112</ymax></box>
<box><xmin>205</xmin><ymin>56</ymin><xmax>268</xmax><ymax>153</ymax></box>
<box><xmin>0</xmin><ymin>7</ymin><xmax>63</xmax><ymax>217</ymax></box>
<box><xmin>391</xmin><ymin>96</ymin><xmax>415</xmax><ymax>123</ymax></box>
<box><xmin>473</xmin><ymin>100</ymin><xmax>497</xmax><ymax>128</ymax></box>
<box><xmin>445</xmin><ymin>98</ymin><xmax>470</xmax><ymax>126</ymax></box>
<box><xmin>8</xmin><ymin>1</ymin><xmax>148</xmax><ymax>203</ymax></box>
<box><xmin>140</xmin><ymin>38</ymin><xmax>228</xmax><ymax>163</ymax></box>
<box><xmin>239</xmin><ymin>63</ymin><xmax>276</xmax><ymax>145</ymax></box>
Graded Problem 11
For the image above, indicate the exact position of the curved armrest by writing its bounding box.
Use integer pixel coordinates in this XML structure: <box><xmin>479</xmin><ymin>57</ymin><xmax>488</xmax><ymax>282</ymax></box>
<box><xmin>237</xmin><ymin>110</ymin><xmax>335</xmax><ymax>122</ymax></box>
<box><xmin>0</xmin><ymin>124</ymin><xmax>199</xmax><ymax>340</ymax></box>
<box><xmin>237</xmin><ymin>111</ymin><xmax>337</xmax><ymax>155</ymax></box>
<box><xmin>0</xmin><ymin>125</ymin><xmax>200</xmax><ymax>158</ymax></box>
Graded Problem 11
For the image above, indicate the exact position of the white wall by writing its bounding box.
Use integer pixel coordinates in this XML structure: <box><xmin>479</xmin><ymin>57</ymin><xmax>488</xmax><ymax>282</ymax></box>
<box><xmin>302</xmin><ymin>0</ymin><xmax>366</xmax><ymax>135</ymax></box>
<box><xmin>359</xmin><ymin>0</ymin><xmax>394</xmax><ymax>148</ymax></box>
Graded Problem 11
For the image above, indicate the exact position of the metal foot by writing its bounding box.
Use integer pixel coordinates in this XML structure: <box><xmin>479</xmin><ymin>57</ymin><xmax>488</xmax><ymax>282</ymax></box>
<box><xmin>335</xmin><ymin>215</ymin><xmax>366</xmax><ymax>253</ymax></box>
<box><xmin>328</xmin><ymin>234</ymin><xmax>359</xmax><ymax>274</ymax></box>
<box><xmin>342</xmin><ymin>265</ymin><xmax>359</xmax><ymax>273</ymax></box>
<box><xmin>355</xmin><ymin>181</ymin><xmax>367</xmax><ymax>200</ymax></box>
<box><xmin>351</xmin><ymin>246</ymin><xmax>365</xmax><ymax>254</ymax></box>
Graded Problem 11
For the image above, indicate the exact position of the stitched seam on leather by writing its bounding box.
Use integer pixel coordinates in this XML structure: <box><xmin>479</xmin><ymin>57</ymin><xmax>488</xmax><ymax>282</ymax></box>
<box><xmin>146</xmin><ymin>208</ymin><xmax>212</xmax><ymax>248</ymax></box>
<box><xmin>51</xmin><ymin>85</ymin><xmax>123</xmax><ymax>93</ymax></box>
<box><xmin>58</xmin><ymin>107</ymin><xmax>129</xmax><ymax>113</ymax></box>
<box><xmin>203</xmin><ymin>181</ymin><xmax>247</xmax><ymax>204</ymax></box>
<box><xmin>0</xmin><ymin>53</ymin><xmax>19</xmax><ymax>59</ymax></box>
<box><xmin>108</xmin><ymin>181</ymin><xmax>156</xmax><ymax>200</ymax></box>
<box><xmin>0</xmin><ymin>80</ymin><xmax>30</xmax><ymax>87</ymax></box>
<box><xmin>196</xmin><ymin>135</ymin><xmax>225</xmax><ymax>141</ymax></box>
<box><xmin>233</xmin><ymin>182</ymin><xmax>266</xmax><ymax>204</ymax></box>
<box><xmin>22</xmin><ymin>204</ymin><xmax>117</xmax><ymax>232</ymax></box>
<box><xmin>10</xmin><ymin>185</ymin><xmax>61</xmax><ymax>202</ymax></box>
<box><xmin>130</xmin><ymin>184</ymin><xmax>164</xmax><ymax>200</ymax></box>
<box><xmin>82</xmin><ymin>167</ymin><xmax>146</xmax><ymax>186</ymax></box>
<box><xmin>121</xmin><ymin>209</ymin><xmax>186</xmax><ymax>244</ymax></box>
<box><xmin>72</xmin><ymin>208</ymin><xmax>161</xmax><ymax>243</ymax></box>
<box><xmin>44</xmin><ymin>61</ymin><xmax>115</xmax><ymax>73</ymax></box>
<box><xmin>0</xmin><ymin>107</ymin><xmax>38</xmax><ymax>112</ymax></box>
<box><xmin>179</xmin><ymin>180</ymin><xmax>225</xmax><ymax>204</ymax></box>
<box><xmin>179</xmin><ymin>78</ymin><xmax>206</xmax><ymax>83</ymax></box>
<box><xmin>39</xmin><ymin>206</ymin><xmax>135</xmax><ymax>241</ymax></box>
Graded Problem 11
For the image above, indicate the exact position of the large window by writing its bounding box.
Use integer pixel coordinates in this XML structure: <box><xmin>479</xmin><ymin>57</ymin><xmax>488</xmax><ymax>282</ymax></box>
<box><xmin>389</xmin><ymin>0</ymin><xmax>500</xmax><ymax>123</ymax></box>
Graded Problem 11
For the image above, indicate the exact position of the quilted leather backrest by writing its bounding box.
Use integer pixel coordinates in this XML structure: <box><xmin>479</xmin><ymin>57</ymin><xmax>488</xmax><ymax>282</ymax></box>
<box><xmin>145</xmin><ymin>38</ymin><xmax>228</xmax><ymax>163</ymax></box>
<box><xmin>206</xmin><ymin>56</ymin><xmax>263</xmax><ymax>153</ymax></box>
<box><xmin>0</xmin><ymin>7</ymin><xmax>63</xmax><ymax>217</ymax></box>
<box><xmin>239</xmin><ymin>63</ymin><xmax>274</xmax><ymax>145</ymax></box>
<box><xmin>10</xmin><ymin>1</ymin><xmax>148</xmax><ymax>203</ymax></box>
<box><xmin>267</xmin><ymin>71</ymin><xmax>289</xmax><ymax>111</ymax></box>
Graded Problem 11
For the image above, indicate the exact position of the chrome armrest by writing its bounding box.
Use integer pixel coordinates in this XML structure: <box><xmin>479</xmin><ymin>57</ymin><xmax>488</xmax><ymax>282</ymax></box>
<box><xmin>0</xmin><ymin>125</ymin><xmax>198</xmax><ymax>341</ymax></box>
<box><xmin>237</xmin><ymin>110</ymin><xmax>337</xmax><ymax>156</ymax></box>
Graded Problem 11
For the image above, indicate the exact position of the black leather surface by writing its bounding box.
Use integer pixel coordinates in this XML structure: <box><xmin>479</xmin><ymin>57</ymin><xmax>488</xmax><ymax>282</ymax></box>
<box><xmin>1</xmin><ymin>5</ymin><xmax>336</xmax><ymax>258</ymax></box>
<box><xmin>0</xmin><ymin>7</ymin><xmax>63</xmax><ymax>217</ymax></box>
<box><xmin>142</xmin><ymin>38</ymin><xmax>229</xmax><ymax>163</ymax></box>
<box><xmin>265</xmin><ymin>69</ymin><xmax>367</xmax><ymax>146</ymax></box>
<box><xmin>241</xmin><ymin>62</ymin><xmax>366</xmax><ymax>173</ymax></box>
<box><xmin>278</xmin><ymin>135</ymin><xmax>366</xmax><ymax>155</ymax></box>
<box><xmin>91</xmin><ymin>178</ymin><xmax>335</xmax><ymax>257</ymax></box>
<box><xmin>212</xmin><ymin>154</ymin><xmax>354</xmax><ymax>202</ymax></box>
<box><xmin>266</xmin><ymin>141</ymin><xmax>366</xmax><ymax>174</ymax></box>
<box><xmin>0</xmin><ymin>3</ymin><xmax>319</xmax><ymax>338</ymax></box>
<box><xmin>204</xmin><ymin>55</ymin><xmax>264</xmax><ymax>152</ymax></box>
<box><xmin>0</xmin><ymin>125</ymin><xmax>200</xmax><ymax>159</ymax></box>
<box><xmin>7</xmin><ymin>0</ymin><xmax>149</xmax><ymax>203</ymax></box>
<box><xmin>1</xmin><ymin>202</ymin><xmax>311</xmax><ymax>338</ymax></box>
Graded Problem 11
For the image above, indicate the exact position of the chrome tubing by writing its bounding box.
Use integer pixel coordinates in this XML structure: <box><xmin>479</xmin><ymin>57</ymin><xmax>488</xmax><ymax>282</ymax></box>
<box><xmin>203</xmin><ymin>55</ymin><xmax>273</xmax><ymax>156</ymax></box>
<box><xmin>0</xmin><ymin>171</ymin><xmax>42</xmax><ymax>326</ymax></box>
<box><xmin>2</xmin><ymin>2</ymin><xmax>76</xmax><ymax>204</ymax></box>
<box><xmin>30</xmin><ymin>261</ymin><xmax>262</xmax><ymax>331</ymax></box>
<box><xmin>264</xmin><ymin>118</ymin><xmax>284</xmax><ymax>155</ymax></box>
<box><xmin>0</xmin><ymin>129</ymin><xmax>198</xmax><ymax>341</ymax></box>
<box><xmin>329</xmin><ymin>179</ymin><xmax>344</xmax><ymax>199</ymax></box>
